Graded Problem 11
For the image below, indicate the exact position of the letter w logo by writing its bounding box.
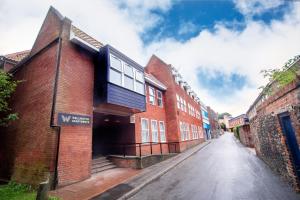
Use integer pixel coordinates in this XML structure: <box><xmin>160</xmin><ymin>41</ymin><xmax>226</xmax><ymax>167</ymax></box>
<box><xmin>61</xmin><ymin>115</ymin><xmax>71</xmax><ymax>123</ymax></box>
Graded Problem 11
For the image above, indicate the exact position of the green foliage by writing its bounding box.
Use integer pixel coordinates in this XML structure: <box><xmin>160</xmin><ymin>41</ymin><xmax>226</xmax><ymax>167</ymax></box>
<box><xmin>220</xmin><ymin>123</ymin><xmax>226</xmax><ymax>130</ymax></box>
<box><xmin>233</xmin><ymin>126</ymin><xmax>240</xmax><ymax>139</ymax></box>
<box><xmin>0</xmin><ymin>70</ymin><xmax>19</xmax><ymax>127</ymax></box>
<box><xmin>0</xmin><ymin>181</ymin><xmax>60</xmax><ymax>200</ymax></box>
<box><xmin>260</xmin><ymin>55</ymin><xmax>299</xmax><ymax>96</ymax></box>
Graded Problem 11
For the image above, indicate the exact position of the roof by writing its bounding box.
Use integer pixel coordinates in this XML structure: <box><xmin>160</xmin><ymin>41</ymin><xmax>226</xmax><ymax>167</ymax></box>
<box><xmin>145</xmin><ymin>73</ymin><xmax>167</xmax><ymax>91</ymax></box>
<box><xmin>1</xmin><ymin>24</ymin><xmax>102</xmax><ymax>65</ymax></box>
<box><xmin>71</xmin><ymin>25</ymin><xmax>103</xmax><ymax>49</ymax></box>
<box><xmin>3</xmin><ymin>50</ymin><xmax>30</xmax><ymax>62</ymax></box>
<box><xmin>229</xmin><ymin>114</ymin><xmax>247</xmax><ymax>122</ymax></box>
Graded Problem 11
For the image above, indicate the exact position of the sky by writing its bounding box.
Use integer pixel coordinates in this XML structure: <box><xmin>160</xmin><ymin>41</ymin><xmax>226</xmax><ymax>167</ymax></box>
<box><xmin>0</xmin><ymin>0</ymin><xmax>300</xmax><ymax>116</ymax></box>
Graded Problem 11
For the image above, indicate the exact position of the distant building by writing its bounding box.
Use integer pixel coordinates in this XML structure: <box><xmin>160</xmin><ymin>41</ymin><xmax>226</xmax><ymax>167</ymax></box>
<box><xmin>228</xmin><ymin>114</ymin><xmax>253</xmax><ymax>147</ymax></box>
<box><xmin>201</xmin><ymin>103</ymin><xmax>211</xmax><ymax>140</ymax></box>
<box><xmin>207</xmin><ymin>106</ymin><xmax>221</xmax><ymax>138</ymax></box>
<box><xmin>218</xmin><ymin>114</ymin><xmax>232</xmax><ymax>131</ymax></box>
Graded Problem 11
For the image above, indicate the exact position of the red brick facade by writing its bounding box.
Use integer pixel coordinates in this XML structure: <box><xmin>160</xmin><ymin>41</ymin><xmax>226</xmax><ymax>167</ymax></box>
<box><xmin>0</xmin><ymin>7</ymin><xmax>207</xmax><ymax>188</ymax></box>
<box><xmin>145</xmin><ymin>56</ymin><xmax>204</xmax><ymax>152</ymax></box>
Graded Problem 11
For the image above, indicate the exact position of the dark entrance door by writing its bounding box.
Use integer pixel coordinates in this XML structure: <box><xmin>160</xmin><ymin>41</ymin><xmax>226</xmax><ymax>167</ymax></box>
<box><xmin>279</xmin><ymin>112</ymin><xmax>300</xmax><ymax>179</ymax></box>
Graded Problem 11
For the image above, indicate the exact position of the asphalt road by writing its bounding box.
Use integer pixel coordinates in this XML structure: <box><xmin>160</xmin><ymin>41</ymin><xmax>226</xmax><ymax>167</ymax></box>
<box><xmin>129</xmin><ymin>132</ymin><xmax>300</xmax><ymax>200</ymax></box>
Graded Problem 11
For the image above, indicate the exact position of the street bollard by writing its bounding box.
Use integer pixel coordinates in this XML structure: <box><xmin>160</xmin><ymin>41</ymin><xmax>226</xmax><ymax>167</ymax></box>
<box><xmin>36</xmin><ymin>179</ymin><xmax>49</xmax><ymax>200</ymax></box>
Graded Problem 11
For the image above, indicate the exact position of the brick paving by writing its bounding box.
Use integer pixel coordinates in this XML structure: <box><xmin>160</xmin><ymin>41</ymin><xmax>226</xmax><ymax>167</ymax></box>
<box><xmin>49</xmin><ymin>168</ymin><xmax>140</xmax><ymax>200</ymax></box>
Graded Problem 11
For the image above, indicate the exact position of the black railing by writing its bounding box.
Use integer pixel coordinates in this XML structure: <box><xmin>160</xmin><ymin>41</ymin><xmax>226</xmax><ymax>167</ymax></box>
<box><xmin>102</xmin><ymin>142</ymin><xmax>180</xmax><ymax>158</ymax></box>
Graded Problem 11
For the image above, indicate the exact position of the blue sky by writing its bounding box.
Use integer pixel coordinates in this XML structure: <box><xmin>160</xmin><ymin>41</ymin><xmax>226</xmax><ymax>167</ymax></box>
<box><xmin>1</xmin><ymin>0</ymin><xmax>300</xmax><ymax>115</ymax></box>
<box><xmin>137</xmin><ymin>0</ymin><xmax>293</xmax><ymax>107</ymax></box>
<box><xmin>142</xmin><ymin>0</ymin><xmax>291</xmax><ymax>43</ymax></box>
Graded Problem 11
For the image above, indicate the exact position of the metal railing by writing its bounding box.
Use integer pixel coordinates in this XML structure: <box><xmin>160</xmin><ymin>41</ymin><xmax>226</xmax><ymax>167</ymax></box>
<box><xmin>101</xmin><ymin>142</ymin><xmax>180</xmax><ymax>158</ymax></box>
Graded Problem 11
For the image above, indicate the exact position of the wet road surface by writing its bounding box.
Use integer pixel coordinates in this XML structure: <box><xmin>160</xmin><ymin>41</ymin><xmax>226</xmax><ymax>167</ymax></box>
<box><xmin>130</xmin><ymin>133</ymin><xmax>300</xmax><ymax>200</ymax></box>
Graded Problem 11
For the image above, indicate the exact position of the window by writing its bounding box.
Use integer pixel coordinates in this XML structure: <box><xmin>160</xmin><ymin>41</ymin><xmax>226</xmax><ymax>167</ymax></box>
<box><xmin>186</xmin><ymin>123</ymin><xmax>190</xmax><ymax>140</ymax></box>
<box><xmin>149</xmin><ymin>87</ymin><xmax>155</xmax><ymax>105</ymax></box>
<box><xmin>192</xmin><ymin>125</ymin><xmax>198</xmax><ymax>139</ymax></box>
<box><xmin>159</xmin><ymin>121</ymin><xmax>166</xmax><ymax>142</ymax></box>
<box><xmin>109</xmin><ymin>53</ymin><xmax>145</xmax><ymax>95</ymax></box>
<box><xmin>198</xmin><ymin>126</ymin><xmax>203</xmax><ymax>138</ymax></box>
<box><xmin>180</xmin><ymin>122</ymin><xmax>190</xmax><ymax>141</ymax></box>
<box><xmin>135</xmin><ymin>70</ymin><xmax>144</xmax><ymax>95</ymax></box>
<box><xmin>110</xmin><ymin>55</ymin><xmax>122</xmax><ymax>71</ymax></box>
<box><xmin>157</xmin><ymin>90</ymin><xmax>163</xmax><ymax>107</ymax></box>
<box><xmin>180</xmin><ymin>97</ymin><xmax>184</xmax><ymax>111</ymax></box>
<box><xmin>124</xmin><ymin>64</ymin><xmax>134</xmax><ymax>90</ymax></box>
<box><xmin>176</xmin><ymin>94</ymin><xmax>180</xmax><ymax>109</ymax></box>
<box><xmin>180</xmin><ymin>122</ymin><xmax>184</xmax><ymax>141</ymax></box>
<box><xmin>151</xmin><ymin>120</ymin><xmax>158</xmax><ymax>142</ymax></box>
<box><xmin>109</xmin><ymin>69</ymin><xmax>122</xmax><ymax>86</ymax></box>
<box><xmin>141</xmin><ymin>118</ymin><xmax>150</xmax><ymax>143</ymax></box>
<box><xmin>174</xmin><ymin>76</ymin><xmax>180</xmax><ymax>84</ymax></box>
<box><xmin>183</xmin><ymin>100</ymin><xmax>187</xmax><ymax>112</ymax></box>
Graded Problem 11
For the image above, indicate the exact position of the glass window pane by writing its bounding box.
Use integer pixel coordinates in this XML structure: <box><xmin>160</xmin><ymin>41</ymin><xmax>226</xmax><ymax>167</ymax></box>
<box><xmin>124</xmin><ymin>76</ymin><xmax>134</xmax><ymax>90</ymax></box>
<box><xmin>151</xmin><ymin>121</ymin><xmax>158</xmax><ymax>142</ymax></box>
<box><xmin>109</xmin><ymin>69</ymin><xmax>122</xmax><ymax>86</ymax></box>
<box><xmin>136</xmin><ymin>71</ymin><xmax>144</xmax><ymax>82</ymax></box>
<box><xmin>110</xmin><ymin>54</ymin><xmax>122</xmax><ymax>71</ymax></box>
<box><xmin>141</xmin><ymin>119</ymin><xmax>149</xmax><ymax>143</ymax></box>
<box><xmin>124</xmin><ymin>64</ymin><xmax>133</xmax><ymax>77</ymax></box>
<box><xmin>136</xmin><ymin>82</ymin><xmax>144</xmax><ymax>94</ymax></box>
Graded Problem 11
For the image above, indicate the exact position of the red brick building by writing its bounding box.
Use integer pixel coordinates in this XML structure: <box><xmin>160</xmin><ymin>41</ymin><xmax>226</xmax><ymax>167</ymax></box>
<box><xmin>229</xmin><ymin>114</ymin><xmax>253</xmax><ymax>147</ymax></box>
<box><xmin>0</xmin><ymin>7</ymin><xmax>205</xmax><ymax>188</ymax></box>
<box><xmin>207</xmin><ymin>106</ymin><xmax>221</xmax><ymax>138</ymax></box>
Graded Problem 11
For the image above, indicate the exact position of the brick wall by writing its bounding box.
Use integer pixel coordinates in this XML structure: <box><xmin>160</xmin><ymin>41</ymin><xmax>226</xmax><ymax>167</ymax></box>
<box><xmin>238</xmin><ymin>125</ymin><xmax>253</xmax><ymax>147</ymax></box>
<box><xmin>53</xmin><ymin>17</ymin><xmax>95</xmax><ymax>186</ymax></box>
<box><xmin>145</xmin><ymin>55</ymin><xmax>204</xmax><ymax>152</ymax></box>
<box><xmin>0</xmin><ymin>8</ymin><xmax>64</xmax><ymax>186</ymax></box>
<box><xmin>0</xmin><ymin>42</ymin><xmax>59</xmax><ymax>186</ymax></box>
<box><xmin>135</xmin><ymin>83</ymin><xmax>168</xmax><ymax>155</ymax></box>
<box><xmin>250</xmin><ymin>79</ymin><xmax>300</xmax><ymax>190</ymax></box>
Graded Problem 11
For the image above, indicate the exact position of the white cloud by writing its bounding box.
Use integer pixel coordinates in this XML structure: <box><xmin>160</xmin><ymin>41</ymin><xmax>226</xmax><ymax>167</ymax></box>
<box><xmin>178</xmin><ymin>21</ymin><xmax>198</xmax><ymax>35</ymax></box>
<box><xmin>0</xmin><ymin>0</ymin><xmax>299</xmax><ymax>116</ymax></box>
<box><xmin>234</xmin><ymin>0</ymin><xmax>285</xmax><ymax>17</ymax></box>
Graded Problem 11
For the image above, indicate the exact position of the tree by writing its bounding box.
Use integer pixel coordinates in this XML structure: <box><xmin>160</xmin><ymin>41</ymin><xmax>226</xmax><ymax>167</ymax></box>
<box><xmin>220</xmin><ymin>123</ymin><xmax>226</xmax><ymax>131</ymax></box>
<box><xmin>260</xmin><ymin>55</ymin><xmax>300</xmax><ymax>96</ymax></box>
<box><xmin>218</xmin><ymin>112</ymin><xmax>232</xmax><ymax>119</ymax></box>
<box><xmin>0</xmin><ymin>70</ymin><xmax>19</xmax><ymax>126</ymax></box>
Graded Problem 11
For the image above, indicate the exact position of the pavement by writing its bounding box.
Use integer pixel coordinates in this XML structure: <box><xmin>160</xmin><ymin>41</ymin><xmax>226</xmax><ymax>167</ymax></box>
<box><xmin>49</xmin><ymin>168</ymin><xmax>140</xmax><ymax>200</ymax></box>
<box><xmin>49</xmin><ymin>139</ymin><xmax>210</xmax><ymax>200</ymax></box>
<box><xmin>128</xmin><ymin>132</ymin><xmax>300</xmax><ymax>200</ymax></box>
<box><xmin>91</xmin><ymin>140</ymin><xmax>211</xmax><ymax>200</ymax></box>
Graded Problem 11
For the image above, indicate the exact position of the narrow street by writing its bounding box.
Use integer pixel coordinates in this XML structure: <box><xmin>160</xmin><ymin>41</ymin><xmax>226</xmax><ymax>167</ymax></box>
<box><xmin>130</xmin><ymin>133</ymin><xmax>300</xmax><ymax>200</ymax></box>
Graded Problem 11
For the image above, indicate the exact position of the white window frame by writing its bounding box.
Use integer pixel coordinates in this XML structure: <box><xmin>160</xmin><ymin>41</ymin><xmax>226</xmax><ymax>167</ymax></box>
<box><xmin>157</xmin><ymin>90</ymin><xmax>163</xmax><ymax>107</ymax></box>
<box><xmin>141</xmin><ymin>118</ymin><xmax>150</xmax><ymax>143</ymax></box>
<box><xmin>149</xmin><ymin>86</ymin><xmax>155</xmax><ymax>105</ymax></box>
<box><xmin>151</xmin><ymin>120</ymin><xmax>159</xmax><ymax>142</ymax></box>
<box><xmin>159</xmin><ymin>121</ymin><xmax>166</xmax><ymax>142</ymax></box>
<box><xmin>109</xmin><ymin>53</ymin><xmax>145</xmax><ymax>95</ymax></box>
<box><xmin>123</xmin><ymin>63</ymin><xmax>134</xmax><ymax>90</ymax></box>
<box><xmin>180</xmin><ymin>121</ymin><xmax>185</xmax><ymax>141</ymax></box>
<box><xmin>186</xmin><ymin>123</ymin><xmax>190</xmax><ymax>140</ymax></box>
<box><xmin>176</xmin><ymin>94</ymin><xmax>180</xmax><ymax>109</ymax></box>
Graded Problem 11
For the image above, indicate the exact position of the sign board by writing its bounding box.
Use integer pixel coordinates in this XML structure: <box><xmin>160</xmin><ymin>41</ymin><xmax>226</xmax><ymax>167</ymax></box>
<box><xmin>58</xmin><ymin>113</ymin><xmax>91</xmax><ymax>126</ymax></box>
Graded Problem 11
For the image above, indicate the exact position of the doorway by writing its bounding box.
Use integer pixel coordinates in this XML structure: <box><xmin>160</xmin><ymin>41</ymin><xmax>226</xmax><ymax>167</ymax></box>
<box><xmin>92</xmin><ymin>112</ymin><xmax>135</xmax><ymax>158</ymax></box>
<box><xmin>279</xmin><ymin>112</ymin><xmax>300</xmax><ymax>180</ymax></box>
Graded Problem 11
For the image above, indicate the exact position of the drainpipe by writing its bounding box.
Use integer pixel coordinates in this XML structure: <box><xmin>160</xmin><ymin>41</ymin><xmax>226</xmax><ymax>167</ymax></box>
<box><xmin>50</xmin><ymin>20</ymin><xmax>64</xmax><ymax>190</ymax></box>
